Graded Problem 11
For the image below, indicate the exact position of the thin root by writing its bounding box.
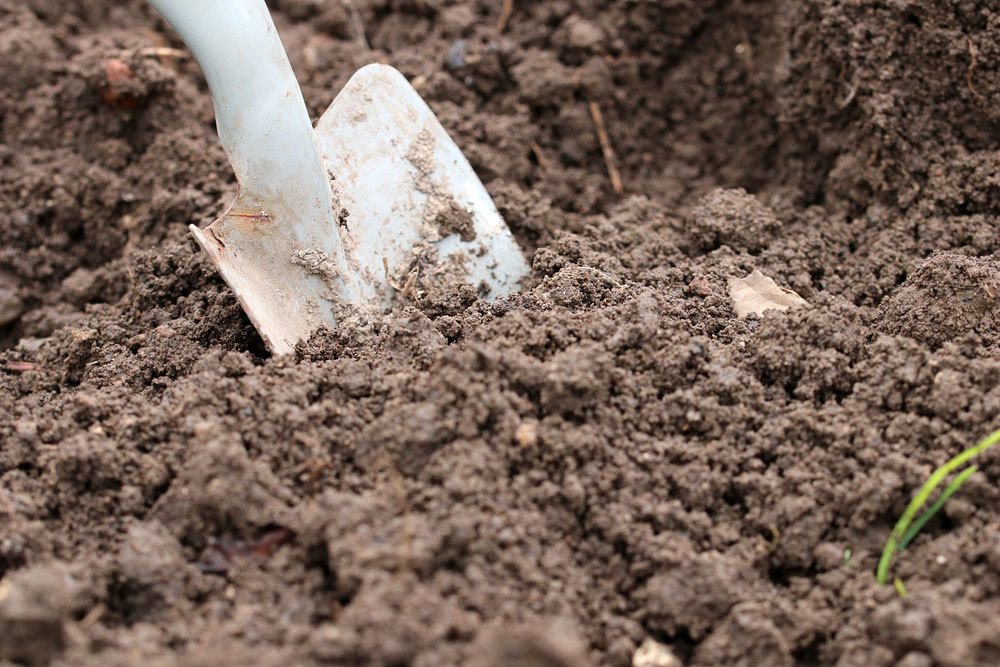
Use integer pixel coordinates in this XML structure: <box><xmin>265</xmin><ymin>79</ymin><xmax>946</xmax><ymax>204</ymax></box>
<box><xmin>389</xmin><ymin>267</ymin><xmax>421</xmax><ymax>301</ymax></box>
<box><xmin>967</xmin><ymin>36</ymin><xmax>985</xmax><ymax>102</ymax></box>
<box><xmin>530</xmin><ymin>141</ymin><xmax>552</xmax><ymax>171</ymax></box>
<box><xmin>588</xmin><ymin>101</ymin><xmax>624</xmax><ymax>195</ymax></box>
<box><xmin>497</xmin><ymin>0</ymin><xmax>514</xmax><ymax>34</ymax></box>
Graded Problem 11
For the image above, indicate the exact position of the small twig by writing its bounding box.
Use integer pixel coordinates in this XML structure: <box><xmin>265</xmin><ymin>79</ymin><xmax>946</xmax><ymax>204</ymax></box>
<box><xmin>342</xmin><ymin>0</ymin><xmax>370</xmax><ymax>51</ymax></box>
<box><xmin>588</xmin><ymin>101</ymin><xmax>624</xmax><ymax>194</ymax></box>
<box><xmin>138</xmin><ymin>47</ymin><xmax>188</xmax><ymax>60</ymax></box>
<box><xmin>966</xmin><ymin>36</ymin><xmax>985</xmax><ymax>102</ymax></box>
<box><xmin>79</xmin><ymin>604</ymin><xmax>107</xmax><ymax>629</ymax></box>
<box><xmin>838</xmin><ymin>72</ymin><xmax>860</xmax><ymax>109</ymax></box>
<box><xmin>2</xmin><ymin>361</ymin><xmax>41</xmax><ymax>374</ymax></box>
<box><xmin>530</xmin><ymin>141</ymin><xmax>552</xmax><ymax>171</ymax></box>
<box><xmin>497</xmin><ymin>0</ymin><xmax>514</xmax><ymax>33</ymax></box>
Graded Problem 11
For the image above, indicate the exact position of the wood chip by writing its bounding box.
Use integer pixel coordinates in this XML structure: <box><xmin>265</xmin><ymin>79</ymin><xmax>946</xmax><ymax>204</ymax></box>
<box><xmin>727</xmin><ymin>270</ymin><xmax>808</xmax><ymax>317</ymax></box>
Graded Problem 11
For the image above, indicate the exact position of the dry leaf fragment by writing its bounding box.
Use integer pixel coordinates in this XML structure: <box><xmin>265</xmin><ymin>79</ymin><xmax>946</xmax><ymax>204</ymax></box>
<box><xmin>727</xmin><ymin>270</ymin><xmax>807</xmax><ymax>317</ymax></box>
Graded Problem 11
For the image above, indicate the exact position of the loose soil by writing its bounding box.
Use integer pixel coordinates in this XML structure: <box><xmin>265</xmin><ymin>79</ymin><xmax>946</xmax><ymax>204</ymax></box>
<box><xmin>3</xmin><ymin>1</ymin><xmax>1000</xmax><ymax>666</ymax></box>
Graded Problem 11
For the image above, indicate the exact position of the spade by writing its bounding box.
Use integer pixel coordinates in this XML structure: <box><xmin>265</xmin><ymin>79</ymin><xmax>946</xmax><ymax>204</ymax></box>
<box><xmin>148</xmin><ymin>0</ymin><xmax>529</xmax><ymax>354</ymax></box>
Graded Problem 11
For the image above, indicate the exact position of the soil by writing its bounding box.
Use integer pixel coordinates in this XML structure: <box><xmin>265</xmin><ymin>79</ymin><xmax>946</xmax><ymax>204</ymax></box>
<box><xmin>2</xmin><ymin>1</ymin><xmax>1000</xmax><ymax>666</ymax></box>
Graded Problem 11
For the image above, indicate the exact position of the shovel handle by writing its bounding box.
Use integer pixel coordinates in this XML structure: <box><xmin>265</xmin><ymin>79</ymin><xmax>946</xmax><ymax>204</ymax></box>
<box><xmin>148</xmin><ymin>0</ymin><xmax>330</xmax><ymax>210</ymax></box>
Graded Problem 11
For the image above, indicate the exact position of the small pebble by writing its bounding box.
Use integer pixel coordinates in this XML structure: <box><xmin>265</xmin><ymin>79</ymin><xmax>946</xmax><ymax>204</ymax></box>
<box><xmin>633</xmin><ymin>638</ymin><xmax>683</xmax><ymax>667</ymax></box>
<box><xmin>514</xmin><ymin>421</ymin><xmax>538</xmax><ymax>447</ymax></box>
<box><xmin>447</xmin><ymin>39</ymin><xmax>467</xmax><ymax>69</ymax></box>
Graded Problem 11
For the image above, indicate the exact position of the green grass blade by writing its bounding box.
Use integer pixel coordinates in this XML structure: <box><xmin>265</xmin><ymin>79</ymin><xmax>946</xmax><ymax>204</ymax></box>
<box><xmin>899</xmin><ymin>464</ymin><xmax>977</xmax><ymax>550</ymax></box>
<box><xmin>876</xmin><ymin>426</ymin><xmax>1000</xmax><ymax>585</ymax></box>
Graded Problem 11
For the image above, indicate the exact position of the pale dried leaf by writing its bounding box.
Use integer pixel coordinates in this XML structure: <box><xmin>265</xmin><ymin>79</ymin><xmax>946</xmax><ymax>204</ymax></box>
<box><xmin>727</xmin><ymin>270</ymin><xmax>808</xmax><ymax>318</ymax></box>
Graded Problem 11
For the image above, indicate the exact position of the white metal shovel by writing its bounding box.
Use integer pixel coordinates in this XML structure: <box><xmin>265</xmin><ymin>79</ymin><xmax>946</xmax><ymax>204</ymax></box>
<box><xmin>148</xmin><ymin>0</ymin><xmax>529</xmax><ymax>354</ymax></box>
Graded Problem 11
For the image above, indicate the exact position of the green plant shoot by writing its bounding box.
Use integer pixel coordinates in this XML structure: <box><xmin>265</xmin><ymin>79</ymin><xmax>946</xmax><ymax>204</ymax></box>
<box><xmin>876</xmin><ymin>427</ymin><xmax>1000</xmax><ymax>585</ymax></box>
<box><xmin>899</xmin><ymin>464</ymin><xmax>978</xmax><ymax>550</ymax></box>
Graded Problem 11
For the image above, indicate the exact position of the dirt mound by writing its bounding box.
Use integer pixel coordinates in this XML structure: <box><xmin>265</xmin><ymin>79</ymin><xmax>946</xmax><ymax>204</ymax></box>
<box><xmin>3</xmin><ymin>1</ymin><xmax>1000</xmax><ymax>666</ymax></box>
<box><xmin>877</xmin><ymin>251</ymin><xmax>1000</xmax><ymax>349</ymax></box>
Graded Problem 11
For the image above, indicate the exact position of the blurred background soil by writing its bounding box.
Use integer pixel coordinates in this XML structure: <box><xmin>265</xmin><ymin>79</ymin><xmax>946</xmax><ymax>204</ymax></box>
<box><xmin>3</xmin><ymin>1</ymin><xmax>1000</xmax><ymax>665</ymax></box>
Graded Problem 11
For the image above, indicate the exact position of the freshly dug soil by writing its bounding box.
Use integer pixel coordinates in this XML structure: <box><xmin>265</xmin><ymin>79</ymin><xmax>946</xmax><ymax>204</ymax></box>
<box><xmin>3</xmin><ymin>1</ymin><xmax>1000</xmax><ymax>666</ymax></box>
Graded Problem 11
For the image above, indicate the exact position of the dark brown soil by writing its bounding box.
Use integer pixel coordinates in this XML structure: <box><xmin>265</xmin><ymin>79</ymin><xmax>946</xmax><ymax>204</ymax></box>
<box><xmin>3</xmin><ymin>1</ymin><xmax>1000</xmax><ymax>666</ymax></box>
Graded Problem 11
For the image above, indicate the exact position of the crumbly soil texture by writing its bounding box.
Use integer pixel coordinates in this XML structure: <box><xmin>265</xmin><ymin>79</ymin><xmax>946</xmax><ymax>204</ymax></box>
<box><xmin>3</xmin><ymin>1</ymin><xmax>1000</xmax><ymax>666</ymax></box>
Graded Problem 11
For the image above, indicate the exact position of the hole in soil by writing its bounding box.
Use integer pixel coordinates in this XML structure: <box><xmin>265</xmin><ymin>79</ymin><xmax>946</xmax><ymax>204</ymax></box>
<box><xmin>810</xmin><ymin>267</ymin><xmax>826</xmax><ymax>290</ymax></box>
<box><xmin>793</xmin><ymin>635</ymin><xmax>825</xmax><ymax>666</ymax></box>
<box><xmin>0</xmin><ymin>320</ymin><xmax>23</xmax><ymax>351</ymax></box>
<box><xmin>721</xmin><ymin>485</ymin><xmax>748</xmax><ymax>513</ymax></box>
<box><xmin>903</xmin><ymin>10</ymin><xmax>922</xmax><ymax>28</ymax></box>
<box><xmin>767</xmin><ymin>564</ymin><xmax>817</xmax><ymax>588</ymax></box>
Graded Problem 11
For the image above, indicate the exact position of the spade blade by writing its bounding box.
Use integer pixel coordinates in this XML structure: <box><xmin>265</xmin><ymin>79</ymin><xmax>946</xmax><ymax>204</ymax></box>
<box><xmin>192</xmin><ymin>65</ymin><xmax>529</xmax><ymax>354</ymax></box>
